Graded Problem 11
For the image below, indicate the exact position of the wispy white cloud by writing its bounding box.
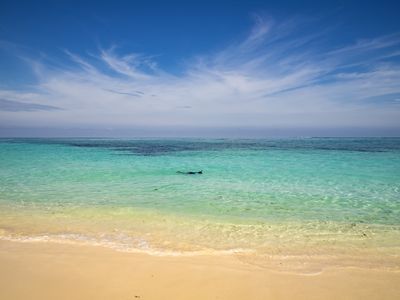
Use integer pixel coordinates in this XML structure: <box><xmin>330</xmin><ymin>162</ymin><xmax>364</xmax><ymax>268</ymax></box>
<box><xmin>1</xmin><ymin>16</ymin><xmax>400</xmax><ymax>132</ymax></box>
<box><xmin>99</xmin><ymin>47</ymin><xmax>154</xmax><ymax>79</ymax></box>
<box><xmin>328</xmin><ymin>33</ymin><xmax>400</xmax><ymax>55</ymax></box>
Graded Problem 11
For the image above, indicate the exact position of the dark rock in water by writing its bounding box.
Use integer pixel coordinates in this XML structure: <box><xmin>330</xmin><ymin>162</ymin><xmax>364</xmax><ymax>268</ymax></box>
<box><xmin>176</xmin><ymin>170</ymin><xmax>203</xmax><ymax>175</ymax></box>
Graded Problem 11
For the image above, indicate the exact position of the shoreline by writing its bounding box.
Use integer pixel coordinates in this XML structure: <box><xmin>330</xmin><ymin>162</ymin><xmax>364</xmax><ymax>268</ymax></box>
<box><xmin>1</xmin><ymin>239</ymin><xmax>399</xmax><ymax>299</ymax></box>
<box><xmin>1</xmin><ymin>229</ymin><xmax>399</xmax><ymax>274</ymax></box>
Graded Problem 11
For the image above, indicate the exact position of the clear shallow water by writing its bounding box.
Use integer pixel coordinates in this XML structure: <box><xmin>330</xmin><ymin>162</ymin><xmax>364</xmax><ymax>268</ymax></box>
<box><xmin>0</xmin><ymin>138</ymin><xmax>400</xmax><ymax>271</ymax></box>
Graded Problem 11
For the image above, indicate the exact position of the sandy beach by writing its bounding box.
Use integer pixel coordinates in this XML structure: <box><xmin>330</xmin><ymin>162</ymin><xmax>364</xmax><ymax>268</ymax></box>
<box><xmin>0</xmin><ymin>240</ymin><xmax>399</xmax><ymax>300</ymax></box>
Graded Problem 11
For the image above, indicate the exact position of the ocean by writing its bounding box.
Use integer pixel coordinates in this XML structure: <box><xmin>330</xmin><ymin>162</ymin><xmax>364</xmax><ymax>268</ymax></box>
<box><xmin>1</xmin><ymin>138</ymin><xmax>399</xmax><ymax>272</ymax></box>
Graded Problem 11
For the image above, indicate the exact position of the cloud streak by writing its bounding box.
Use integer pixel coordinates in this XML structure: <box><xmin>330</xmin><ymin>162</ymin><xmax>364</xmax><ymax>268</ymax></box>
<box><xmin>0</xmin><ymin>99</ymin><xmax>61</xmax><ymax>112</ymax></box>
<box><xmin>1</xmin><ymin>16</ymin><xmax>400</xmax><ymax>134</ymax></box>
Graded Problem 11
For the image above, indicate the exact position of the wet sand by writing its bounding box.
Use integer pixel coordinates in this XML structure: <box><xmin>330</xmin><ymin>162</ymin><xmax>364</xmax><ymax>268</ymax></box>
<box><xmin>0</xmin><ymin>240</ymin><xmax>399</xmax><ymax>300</ymax></box>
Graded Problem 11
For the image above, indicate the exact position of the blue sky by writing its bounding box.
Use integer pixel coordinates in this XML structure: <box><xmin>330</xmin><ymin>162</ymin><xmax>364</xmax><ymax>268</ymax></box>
<box><xmin>1</xmin><ymin>0</ymin><xmax>400</xmax><ymax>137</ymax></box>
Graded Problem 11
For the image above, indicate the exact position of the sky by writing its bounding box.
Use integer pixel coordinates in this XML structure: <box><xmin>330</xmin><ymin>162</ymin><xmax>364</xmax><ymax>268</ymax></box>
<box><xmin>0</xmin><ymin>0</ymin><xmax>400</xmax><ymax>137</ymax></box>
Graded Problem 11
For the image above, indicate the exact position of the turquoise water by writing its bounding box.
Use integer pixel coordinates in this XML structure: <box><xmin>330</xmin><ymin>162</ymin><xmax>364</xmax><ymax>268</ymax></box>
<box><xmin>1</xmin><ymin>138</ymin><xmax>400</xmax><ymax>270</ymax></box>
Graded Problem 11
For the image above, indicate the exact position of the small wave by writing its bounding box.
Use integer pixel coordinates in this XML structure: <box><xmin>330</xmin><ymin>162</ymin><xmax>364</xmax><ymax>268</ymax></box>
<box><xmin>0</xmin><ymin>233</ymin><xmax>254</xmax><ymax>257</ymax></box>
<box><xmin>2</xmin><ymin>233</ymin><xmax>399</xmax><ymax>274</ymax></box>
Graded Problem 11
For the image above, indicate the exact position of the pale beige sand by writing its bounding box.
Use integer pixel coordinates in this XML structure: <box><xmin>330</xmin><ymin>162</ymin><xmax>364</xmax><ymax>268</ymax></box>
<box><xmin>0</xmin><ymin>240</ymin><xmax>399</xmax><ymax>300</ymax></box>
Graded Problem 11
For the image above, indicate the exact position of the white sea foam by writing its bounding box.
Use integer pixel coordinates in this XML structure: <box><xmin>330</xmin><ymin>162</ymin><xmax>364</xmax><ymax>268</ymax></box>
<box><xmin>0</xmin><ymin>233</ymin><xmax>255</xmax><ymax>257</ymax></box>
